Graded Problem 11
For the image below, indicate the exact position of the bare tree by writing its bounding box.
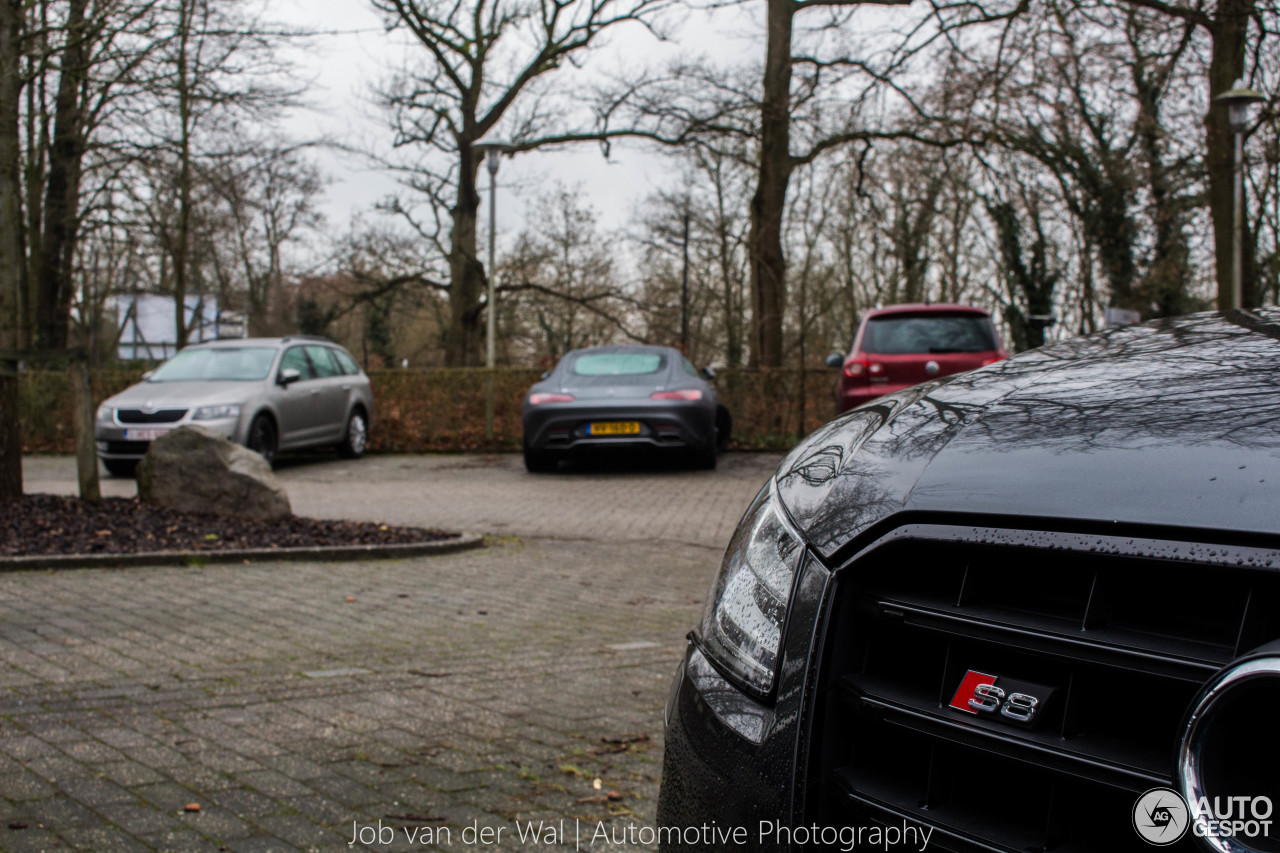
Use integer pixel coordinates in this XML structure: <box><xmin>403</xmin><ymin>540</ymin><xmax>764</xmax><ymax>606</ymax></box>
<box><xmin>0</xmin><ymin>0</ymin><xmax>23</xmax><ymax>500</ymax></box>
<box><xmin>211</xmin><ymin>146</ymin><xmax>324</xmax><ymax>333</ymax></box>
<box><xmin>986</xmin><ymin>188</ymin><xmax>1063</xmax><ymax>352</ymax></box>
<box><xmin>372</xmin><ymin>0</ymin><xmax>671</xmax><ymax>367</ymax></box>
<box><xmin>145</xmin><ymin>0</ymin><xmax>301</xmax><ymax>346</ymax></box>
<box><xmin>499</xmin><ymin>186</ymin><xmax>635</xmax><ymax>363</ymax></box>
<box><xmin>24</xmin><ymin>0</ymin><xmax>166</xmax><ymax>351</ymax></box>
<box><xmin>747</xmin><ymin>0</ymin><xmax>919</xmax><ymax>367</ymax></box>
<box><xmin>1119</xmin><ymin>0</ymin><xmax>1276</xmax><ymax>308</ymax></box>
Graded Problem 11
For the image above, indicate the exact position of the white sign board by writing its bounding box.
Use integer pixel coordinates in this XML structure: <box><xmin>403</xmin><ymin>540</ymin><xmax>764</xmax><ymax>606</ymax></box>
<box><xmin>113</xmin><ymin>294</ymin><xmax>221</xmax><ymax>360</ymax></box>
<box><xmin>1105</xmin><ymin>307</ymin><xmax>1142</xmax><ymax>328</ymax></box>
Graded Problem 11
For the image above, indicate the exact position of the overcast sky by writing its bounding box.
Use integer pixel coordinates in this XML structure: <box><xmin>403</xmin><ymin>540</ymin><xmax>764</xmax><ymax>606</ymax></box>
<box><xmin>271</xmin><ymin>0</ymin><xmax>753</xmax><ymax>252</ymax></box>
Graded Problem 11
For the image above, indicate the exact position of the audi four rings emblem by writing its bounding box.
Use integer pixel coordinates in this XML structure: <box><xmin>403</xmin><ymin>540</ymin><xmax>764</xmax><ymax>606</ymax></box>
<box><xmin>949</xmin><ymin>670</ymin><xmax>1056</xmax><ymax>727</ymax></box>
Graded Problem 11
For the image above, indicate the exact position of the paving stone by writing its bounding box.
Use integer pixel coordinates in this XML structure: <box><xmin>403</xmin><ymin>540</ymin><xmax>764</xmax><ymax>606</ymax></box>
<box><xmin>1</xmin><ymin>825</ymin><xmax>66</xmax><ymax>853</ymax></box>
<box><xmin>212</xmin><ymin>789</ymin><xmax>291</xmax><ymax>819</ymax></box>
<box><xmin>94</xmin><ymin>800</ymin><xmax>185</xmax><ymax>835</ymax></box>
<box><xmin>9</xmin><ymin>452</ymin><xmax>780</xmax><ymax>851</ymax></box>
<box><xmin>2</xmin><ymin>769</ymin><xmax>57</xmax><ymax>801</ymax></box>
<box><xmin>55</xmin><ymin>777</ymin><xmax>137</xmax><ymax>807</ymax></box>
<box><xmin>251</xmin><ymin>814</ymin><xmax>334</xmax><ymax>847</ymax></box>
<box><xmin>57</xmin><ymin>825</ymin><xmax>155</xmax><ymax>852</ymax></box>
<box><xmin>139</xmin><ymin>827</ymin><xmax>222</xmax><ymax>852</ymax></box>
<box><xmin>10</xmin><ymin>792</ymin><xmax>101</xmax><ymax>828</ymax></box>
<box><xmin>131</xmin><ymin>780</ymin><xmax>203</xmax><ymax>812</ymax></box>
<box><xmin>175</xmin><ymin>805</ymin><xmax>256</xmax><ymax>841</ymax></box>
<box><xmin>225</xmin><ymin>836</ymin><xmax>304</xmax><ymax>853</ymax></box>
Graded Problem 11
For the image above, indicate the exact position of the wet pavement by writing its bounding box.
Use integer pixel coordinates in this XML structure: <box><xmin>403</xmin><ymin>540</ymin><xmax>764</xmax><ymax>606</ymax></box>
<box><xmin>3</xmin><ymin>452</ymin><xmax>783</xmax><ymax>852</ymax></box>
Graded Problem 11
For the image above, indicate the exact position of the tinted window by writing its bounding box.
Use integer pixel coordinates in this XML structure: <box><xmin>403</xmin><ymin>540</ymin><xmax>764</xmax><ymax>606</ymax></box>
<box><xmin>147</xmin><ymin>347</ymin><xmax>277</xmax><ymax>382</ymax></box>
<box><xmin>572</xmin><ymin>353</ymin><xmax>663</xmax><ymax>376</ymax></box>
<box><xmin>333</xmin><ymin>349</ymin><xmax>360</xmax><ymax>375</ymax></box>
<box><xmin>280</xmin><ymin>346</ymin><xmax>315</xmax><ymax>379</ymax></box>
<box><xmin>306</xmin><ymin>346</ymin><xmax>342</xmax><ymax>378</ymax></box>
<box><xmin>862</xmin><ymin>314</ymin><xmax>997</xmax><ymax>354</ymax></box>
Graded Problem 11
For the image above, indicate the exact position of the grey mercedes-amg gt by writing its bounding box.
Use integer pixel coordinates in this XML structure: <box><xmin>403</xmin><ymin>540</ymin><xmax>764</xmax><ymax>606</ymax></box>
<box><xmin>520</xmin><ymin>345</ymin><xmax>730</xmax><ymax>473</ymax></box>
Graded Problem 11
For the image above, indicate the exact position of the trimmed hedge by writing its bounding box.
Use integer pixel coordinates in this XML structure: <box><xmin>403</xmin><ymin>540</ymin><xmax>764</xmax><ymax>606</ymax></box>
<box><xmin>19</xmin><ymin>367</ymin><xmax>841</xmax><ymax>453</ymax></box>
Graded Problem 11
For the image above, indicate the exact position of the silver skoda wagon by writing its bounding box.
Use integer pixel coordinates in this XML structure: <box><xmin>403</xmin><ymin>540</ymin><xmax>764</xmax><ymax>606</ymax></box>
<box><xmin>95</xmin><ymin>336</ymin><xmax>375</xmax><ymax>476</ymax></box>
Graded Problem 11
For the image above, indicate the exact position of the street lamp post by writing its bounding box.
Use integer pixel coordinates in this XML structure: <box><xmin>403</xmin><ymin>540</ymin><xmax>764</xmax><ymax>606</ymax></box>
<box><xmin>680</xmin><ymin>210</ymin><xmax>689</xmax><ymax>352</ymax></box>
<box><xmin>474</xmin><ymin>142</ymin><xmax>510</xmax><ymax>440</ymax></box>
<box><xmin>1215</xmin><ymin>80</ymin><xmax>1265</xmax><ymax>311</ymax></box>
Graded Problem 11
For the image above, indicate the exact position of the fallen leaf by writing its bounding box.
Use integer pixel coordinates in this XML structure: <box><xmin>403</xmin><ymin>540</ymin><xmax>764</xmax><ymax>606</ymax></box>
<box><xmin>7</xmin><ymin>821</ymin><xmax>28</xmax><ymax>830</ymax></box>
<box><xmin>95</xmin><ymin>529</ymin><xmax>112</xmax><ymax>536</ymax></box>
<box><xmin>345</xmin><ymin>596</ymin><xmax>355</xmax><ymax>602</ymax></box>
<box><xmin>592</xmin><ymin>778</ymin><xmax>603</xmax><ymax>790</ymax></box>
<box><xmin>184</xmin><ymin>803</ymin><xmax>201</xmax><ymax>813</ymax></box>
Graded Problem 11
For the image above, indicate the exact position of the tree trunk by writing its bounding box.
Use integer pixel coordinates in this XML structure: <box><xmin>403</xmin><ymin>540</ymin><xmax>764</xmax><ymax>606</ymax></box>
<box><xmin>23</xmin><ymin>0</ymin><xmax>51</xmax><ymax>350</ymax></box>
<box><xmin>445</xmin><ymin>144</ymin><xmax>485</xmax><ymax>367</ymax></box>
<box><xmin>35</xmin><ymin>0</ymin><xmax>89</xmax><ymax>350</ymax></box>
<box><xmin>0</xmin><ymin>0</ymin><xmax>23</xmax><ymax>501</ymax></box>
<box><xmin>70</xmin><ymin>357</ymin><xmax>100</xmax><ymax>501</ymax></box>
<box><xmin>1206</xmin><ymin>0</ymin><xmax>1254</xmax><ymax>310</ymax></box>
<box><xmin>747</xmin><ymin>0</ymin><xmax>794</xmax><ymax>368</ymax></box>
<box><xmin>173</xmin><ymin>0</ymin><xmax>194</xmax><ymax>348</ymax></box>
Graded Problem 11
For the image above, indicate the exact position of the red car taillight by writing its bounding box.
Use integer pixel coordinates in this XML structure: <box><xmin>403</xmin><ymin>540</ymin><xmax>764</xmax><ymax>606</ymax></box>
<box><xmin>529</xmin><ymin>392</ymin><xmax>575</xmax><ymax>404</ymax></box>
<box><xmin>650</xmin><ymin>389</ymin><xmax>703</xmax><ymax>401</ymax></box>
<box><xmin>842</xmin><ymin>359</ymin><xmax>883</xmax><ymax>382</ymax></box>
<box><xmin>981</xmin><ymin>355</ymin><xmax>1006</xmax><ymax>366</ymax></box>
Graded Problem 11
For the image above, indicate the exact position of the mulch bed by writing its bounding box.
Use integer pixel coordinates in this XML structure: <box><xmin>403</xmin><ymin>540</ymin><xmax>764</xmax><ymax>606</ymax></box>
<box><xmin>1</xmin><ymin>494</ymin><xmax>455</xmax><ymax>558</ymax></box>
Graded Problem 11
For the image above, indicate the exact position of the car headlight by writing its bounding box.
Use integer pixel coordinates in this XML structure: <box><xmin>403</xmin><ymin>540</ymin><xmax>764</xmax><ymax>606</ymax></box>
<box><xmin>192</xmin><ymin>404</ymin><xmax>241</xmax><ymax>420</ymax></box>
<box><xmin>96</xmin><ymin>404</ymin><xmax>113</xmax><ymax>423</ymax></box>
<box><xmin>698</xmin><ymin>482</ymin><xmax>805</xmax><ymax>698</ymax></box>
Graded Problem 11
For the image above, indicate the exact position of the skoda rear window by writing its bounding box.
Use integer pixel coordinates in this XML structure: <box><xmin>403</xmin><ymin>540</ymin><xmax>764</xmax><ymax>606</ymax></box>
<box><xmin>862</xmin><ymin>314</ymin><xmax>997</xmax><ymax>354</ymax></box>
<box><xmin>147</xmin><ymin>347</ymin><xmax>277</xmax><ymax>381</ymax></box>
<box><xmin>572</xmin><ymin>353</ymin><xmax>664</xmax><ymax>376</ymax></box>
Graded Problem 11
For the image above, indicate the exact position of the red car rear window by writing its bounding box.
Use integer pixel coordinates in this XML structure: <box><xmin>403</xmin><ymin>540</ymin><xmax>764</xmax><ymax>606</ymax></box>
<box><xmin>862</xmin><ymin>314</ymin><xmax>998</xmax><ymax>355</ymax></box>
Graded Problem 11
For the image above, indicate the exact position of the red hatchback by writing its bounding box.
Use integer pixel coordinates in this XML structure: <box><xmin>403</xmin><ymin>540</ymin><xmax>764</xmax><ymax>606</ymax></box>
<box><xmin>827</xmin><ymin>304</ymin><xmax>1007</xmax><ymax>413</ymax></box>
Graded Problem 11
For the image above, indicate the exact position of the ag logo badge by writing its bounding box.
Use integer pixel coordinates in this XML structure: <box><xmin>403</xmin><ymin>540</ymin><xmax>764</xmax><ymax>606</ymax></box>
<box><xmin>1132</xmin><ymin>787</ymin><xmax>1189</xmax><ymax>845</ymax></box>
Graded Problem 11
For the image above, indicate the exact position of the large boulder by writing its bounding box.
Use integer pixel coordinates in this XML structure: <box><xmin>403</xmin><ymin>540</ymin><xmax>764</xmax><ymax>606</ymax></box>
<box><xmin>137</xmin><ymin>425</ymin><xmax>292</xmax><ymax>521</ymax></box>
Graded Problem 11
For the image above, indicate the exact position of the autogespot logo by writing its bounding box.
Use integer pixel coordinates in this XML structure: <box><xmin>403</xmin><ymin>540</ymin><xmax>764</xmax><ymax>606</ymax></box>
<box><xmin>1134</xmin><ymin>788</ymin><xmax>1190</xmax><ymax>846</ymax></box>
<box><xmin>1134</xmin><ymin>788</ymin><xmax>1276</xmax><ymax>847</ymax></box>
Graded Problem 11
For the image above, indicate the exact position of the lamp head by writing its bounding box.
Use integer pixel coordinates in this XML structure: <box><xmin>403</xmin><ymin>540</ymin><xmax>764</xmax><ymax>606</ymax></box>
<box><xmin>1216</xmin><ymin>79</ymin><xmax>1266</xmax><ymax>134</ymax></box>
<box><xmin>473</xmin><ymin>141</ymin><xmax>512</xmax><ymax>176</ymax></box>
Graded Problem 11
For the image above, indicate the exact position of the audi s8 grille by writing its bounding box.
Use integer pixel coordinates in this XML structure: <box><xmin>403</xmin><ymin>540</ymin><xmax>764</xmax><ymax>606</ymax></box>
<box><xmin>805</xmin><ymin>524</ymin><xmax>1280</xmax><ymax>853</ymax></box>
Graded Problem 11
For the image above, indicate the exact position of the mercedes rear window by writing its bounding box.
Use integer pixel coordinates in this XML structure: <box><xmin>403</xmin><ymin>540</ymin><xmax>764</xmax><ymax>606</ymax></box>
<box><xmin>572</xmin><ymin>353</ymin><xmax>664</xmax><ymax>376</ymax></box>
<box><xmin>147</xmin><ymin>347</ymin><xmax>277</xmax><ymax>381</ymax></box>
<box><xmin>862</xmin><ymin>314</ymin><xmax>997</xmax><ymax>354</ymax></box>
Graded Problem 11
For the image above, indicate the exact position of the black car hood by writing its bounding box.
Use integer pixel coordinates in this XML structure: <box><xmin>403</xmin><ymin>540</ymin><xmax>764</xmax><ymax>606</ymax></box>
<box><xmin>776</xmin><ymin>310</ymin><xmax>1280</xmax><ymax>561</ymax></box>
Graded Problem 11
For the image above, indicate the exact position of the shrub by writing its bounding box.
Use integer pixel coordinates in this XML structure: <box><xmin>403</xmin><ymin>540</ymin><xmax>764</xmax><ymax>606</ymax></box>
<box><xmin>19</xmin><ymin>367</ymin><xmax>841</xmax><ymax>453</ymax></box>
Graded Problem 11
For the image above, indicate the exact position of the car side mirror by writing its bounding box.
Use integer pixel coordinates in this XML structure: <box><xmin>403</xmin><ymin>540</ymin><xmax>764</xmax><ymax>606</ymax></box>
<box><xmin>278</xmin><ymin>367</ymin><xmax>302</xmax><ymax>387</ymax></box>
<box><xmin>701</xmin><ymin>366</ymin><xmax>716</xmax><ymax>380</ymax></box>
<box><xmin>825</xmin><ymin>352</ymin><xmax>845</xmax><ymax>369</ymax></box>
<box><xmin>540</xmin><ymin>371</ymin><xmax>551</xmax><ymax>381</ymax></box>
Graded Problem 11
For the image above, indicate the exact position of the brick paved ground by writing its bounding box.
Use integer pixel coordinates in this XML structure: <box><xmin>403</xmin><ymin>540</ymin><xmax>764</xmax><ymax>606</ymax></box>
<box><xmin>4</xmin><ymin>453</ymin><xmax>782</xmax><ymax>852</ymax></box>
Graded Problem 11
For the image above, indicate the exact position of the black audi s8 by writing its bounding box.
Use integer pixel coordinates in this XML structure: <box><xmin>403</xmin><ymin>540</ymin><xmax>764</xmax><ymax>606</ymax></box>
<box><xmin>521</xmin><ymin>345</ymin><xmax>729</xmax><ymax>472</ymax></box>
<box><xmin>658</xmin><ymin>310</ymin><xmax>1280</xmax><ymax>852</ymax></box>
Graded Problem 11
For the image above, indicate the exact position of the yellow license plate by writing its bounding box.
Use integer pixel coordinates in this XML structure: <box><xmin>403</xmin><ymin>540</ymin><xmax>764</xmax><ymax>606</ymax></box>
<box><xmin>588</xmin><ymin>421</ymin><xmax>641</xmax><ymax>435</ymax></box>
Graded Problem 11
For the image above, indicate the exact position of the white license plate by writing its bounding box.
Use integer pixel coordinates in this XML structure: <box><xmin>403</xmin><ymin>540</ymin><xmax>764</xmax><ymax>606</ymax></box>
<box><xmin>123</xmin><ymin>428</ymin><xmax>170</xmax><ymax>441</ymax></box>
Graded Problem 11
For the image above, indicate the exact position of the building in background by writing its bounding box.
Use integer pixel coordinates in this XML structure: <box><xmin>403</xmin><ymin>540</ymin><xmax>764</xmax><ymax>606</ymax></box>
<box><xmin>111</xmin><ymin>294</ymin><xmax>246</xmax><ymax>361</ymax></box>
